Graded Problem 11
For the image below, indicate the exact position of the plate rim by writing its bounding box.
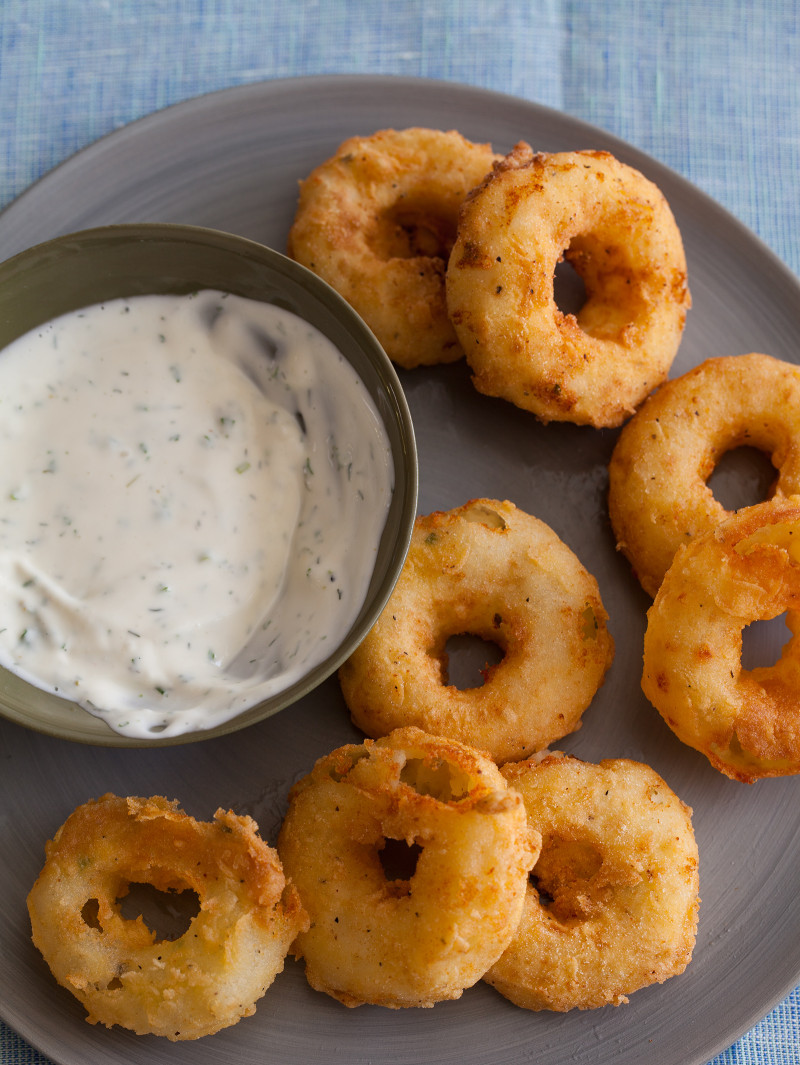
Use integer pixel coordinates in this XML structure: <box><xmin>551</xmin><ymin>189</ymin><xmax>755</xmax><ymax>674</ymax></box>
<box><xmin>2</xmin><ymin>72</ymin><xmax>799</xmax><ymax>291</ymax></box>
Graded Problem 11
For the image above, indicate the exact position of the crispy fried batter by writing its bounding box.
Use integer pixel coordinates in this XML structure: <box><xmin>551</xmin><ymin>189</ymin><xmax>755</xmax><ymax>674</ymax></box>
<box><xmin>287</xmin><ymin>127</ymin><xmax>500</xmax><ymax>368</ymax></box>
<box><xmin>339</xmin><ymin>499</ymin><xmax>614</xmax><ymax>763</ymax></box>
<box><xmin>642</xmin><ymin>497</ymin><xmax>800</xmax><ymax>781</ymax></box>
<box><xmin>446</xmin><ymin>145</ymin><xmax>690</xmax><ymax>427</ymax></box>
<box><xmin>277</xmin><ymin>727</ymin><xmax>540</xmax><ymax>1008</ymax></box>
<box><xmin>27</xmin><ymin>794</ymin><xmax>307</xmax><ymax>1040</ymax></box>
<box><xmin>609</xmin><ymin>353</ymin><xmax>800</xmax><ymax>597</ymax></box>
<box><xmin>485</xmin><ymin>754</ymin><xmax>699</xmax><ymax>1010</ymax></box>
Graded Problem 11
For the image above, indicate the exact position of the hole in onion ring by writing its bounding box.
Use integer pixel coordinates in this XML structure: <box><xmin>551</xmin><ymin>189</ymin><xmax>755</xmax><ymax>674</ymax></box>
<box><xmin>81</xmin><ymin>898</ymin><xmax>101</xmax><ymax>930</ymax></box>
<box><xmin>707</xmin><ymin>446</ymin><xmax>777</xmax><ymax>511</ymax></box>
<box><xmin>563</xmin><ymin>236</ymin><xmax>648</xmax><ymax>340</ymax></box>
<box><xmin>462</xmin><ymin>504</ymin><xmax>507</xmax><ymax>529</ymax></box>
<box><xmin>553</xmin><ymin>256</ymin><xmax>587</xmax><ymax>318</ymax></box>
<box><xmin>328</xmin><ymin>747</ymin><xmax>369</xmax><ymax>782</ymax></box>
<box><xmin>444</xmin><ymin>633</ymin><xmax>504</xmax><ymax>690</ymax></box>
<box><xmin>369</xmin><ymin>200</ymin><xmax>458</xmax><ymax>262</ymax></box>
<box><xmin>529</xmin><ymin>874</ymin><xmax>555</xmax><ymax>908</ymax></box>
<box><xmin>378</xmin><ymin>837</ymin><xmax>423</xmax><ymax>890</ymax></box>
<box><xmin>529</xmin><ymin>837</ymin><xmax>605</xmax><ymax>922</ymax></box>
<box><xmin>399</xmin><ymin>757</ymin><xmax>471</xmax><ymax>801</ymax></box>
<box><xmin>741</xmin><ymin>613</ymin><xmax>791</xmax><ymax>670</ymax></box>
<box><xmin>116</xmin><ymin>882</ymin><xmax>201</xmax><ymax>943</ymax></box>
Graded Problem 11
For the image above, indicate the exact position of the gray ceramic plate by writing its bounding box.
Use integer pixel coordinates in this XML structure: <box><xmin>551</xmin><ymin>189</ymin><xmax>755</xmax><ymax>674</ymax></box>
<box><xmin>1</xmin><ymin>75</ymin><xmax>799</xmax><ymax>1065</ymax></box>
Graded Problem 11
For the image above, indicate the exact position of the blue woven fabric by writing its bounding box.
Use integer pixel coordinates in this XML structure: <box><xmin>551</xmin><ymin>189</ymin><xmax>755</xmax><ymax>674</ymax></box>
<box><xmin>0</xmin><ymin>2</ymin><xmax>799</xmax><ymax>1063</ymax></box>
<box><xmin>1</xmin><ymin>0</ymin><xmax>799</xmax><ymax>275</ymax></box>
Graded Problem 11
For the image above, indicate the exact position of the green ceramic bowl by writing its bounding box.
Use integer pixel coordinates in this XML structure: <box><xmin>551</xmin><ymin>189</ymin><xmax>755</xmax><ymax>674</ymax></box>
<box><xmin>0</xmin><ymin>223</ymin><xmax>418</xmax><ymax>746</ymax></box>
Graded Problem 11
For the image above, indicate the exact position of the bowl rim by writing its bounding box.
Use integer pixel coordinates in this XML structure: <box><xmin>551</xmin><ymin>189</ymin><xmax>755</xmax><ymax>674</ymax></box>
<box><xmin>0</xmin><ymin>222</ymin><xmax>418</xmax><ymax>746</ymax></box>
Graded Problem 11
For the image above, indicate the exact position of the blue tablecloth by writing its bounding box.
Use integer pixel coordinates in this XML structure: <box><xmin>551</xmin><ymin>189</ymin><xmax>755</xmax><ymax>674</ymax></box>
<box><xmin>0</xmin><ymin>2</ymin><xmax>798</xmax><ymax>1063</ymax></box>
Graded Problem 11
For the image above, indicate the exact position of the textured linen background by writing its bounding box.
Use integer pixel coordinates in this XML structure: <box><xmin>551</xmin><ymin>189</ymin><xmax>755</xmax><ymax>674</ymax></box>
<box><xmin>0</xmin><ymin>1</ymin><xmax>798</xmax><ymax>1063</ymax></box>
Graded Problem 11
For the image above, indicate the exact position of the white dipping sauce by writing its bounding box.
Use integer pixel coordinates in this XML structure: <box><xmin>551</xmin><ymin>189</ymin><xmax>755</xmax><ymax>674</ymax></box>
<box><xmin>0</xmin><ymin>291</ymin><xmax>393</xmax><ymax>737</ymax></box>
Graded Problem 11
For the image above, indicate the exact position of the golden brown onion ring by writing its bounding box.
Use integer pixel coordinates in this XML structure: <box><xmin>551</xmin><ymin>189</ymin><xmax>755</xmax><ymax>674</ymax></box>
<box><xmin>446</xmin><ymin>144</ymin><xmax>690</xmax><ymax>427</ymax></box>
<box><xmin>642</xmin><ymin>497</ymin><xmax>800</xmax><ymax>782</ymax></box>
<box><xmin>277</xmin><ymin>727</ymin><xmax>539</xmax><ymax>1008</ymax></box>
<box><xmin>339</xmin><ymin>499</ymin><xmax>614</xmax><ymax>764</ymax></box>
<box><xmin>485</xmin><ymin>754</ymin><xmax>699</xmax><ymax>1010</ymax></box>
<box><xmin>287</xmin><ymin>127</ymin><xmax>500</xmax><ymax>368</ymax></box>
<box><xmin>27</xmin><ymin>794</ymin><xmax>306</xmax><ymax>1040</ymax></box>
<box><xmin>609</xmin><ymin>353</ymin><xmax>800</xmax><ymax>597</ymax></box>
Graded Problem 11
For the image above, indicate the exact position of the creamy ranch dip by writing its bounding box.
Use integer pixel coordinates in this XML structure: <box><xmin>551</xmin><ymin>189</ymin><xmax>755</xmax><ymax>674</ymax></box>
<box><xmin>0</xmin><ymin>291</ymin><xmax>393</xmax><ymax>737</ymax></box>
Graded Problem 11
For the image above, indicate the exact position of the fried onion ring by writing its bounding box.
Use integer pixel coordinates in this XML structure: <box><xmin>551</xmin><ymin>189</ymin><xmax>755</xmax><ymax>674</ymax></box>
<box><xmin>338</xmin><ymin>499</ymin><xmax>614</xmax><ymax>764</ymax></box>
<box><xmin>277</xmin><ymin>726</ymin><xmax>539</xmax><ymax>1008</ymax></box>
<box><xmin>27</xmin><ymin>794</ymin><xmax>307</xmax><ymax>1040</ymax></box>
<box><xmin>286</xmin><ymin>127</ymin><xmax>500</xmax><ymax>369</ymax></box>
<box><xmin>485</xmin><ymin>754</ymin><xmax>699</xmax><ymax>1011</ymax></box>
<box><xmin>642</xmin><ymin>497</ymin><xmax>800</xmax><ymax>782</ymax></box>
<box><xmin>446</xmin><ymin>144</ymin><xmax>690</xmax><ymax>427</ymax></box>
<box><xmin>609</xmin><ymin>353</ymin><xmax>800</xmax><ymax>597</ymax></box>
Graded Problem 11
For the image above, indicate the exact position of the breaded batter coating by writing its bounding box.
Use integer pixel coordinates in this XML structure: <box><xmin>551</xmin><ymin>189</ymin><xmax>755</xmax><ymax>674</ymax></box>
<box><xmin>339</xmin><ymin>499</ymin><xmax>614</xmax><ymax>764</ymax></box>
<box><xmin>485</xmin><ymin>754</ymin><xmax>699</xmax><ymax>1010</ymax></box>
<box><xmin>288</xmin><ymin>127</ymin><xmax>500</xmax><ymax>368</ymax></box>
<box><xmin>27</xmin><ymin>794</ymin><xmax>306</xmax><ymax>1040</ymax></box>
<box><xmin>277</xmin><ymin>727</ymin><xmax>539</xmax><ymax>1008</ymax></box>
<box><xmin>609</xmin><ymin>353</ymin><xmax>800</xmax><ymax>596</ymax></box>
<box><xmin>642</xmin><ymin>497</ymin><xmax>800</xmax><ymax>781</ymax></box>
<box><xmin>446</xmin><ymin>145</ymin><xmax>690</xmax><ymax>427</ymax></box>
